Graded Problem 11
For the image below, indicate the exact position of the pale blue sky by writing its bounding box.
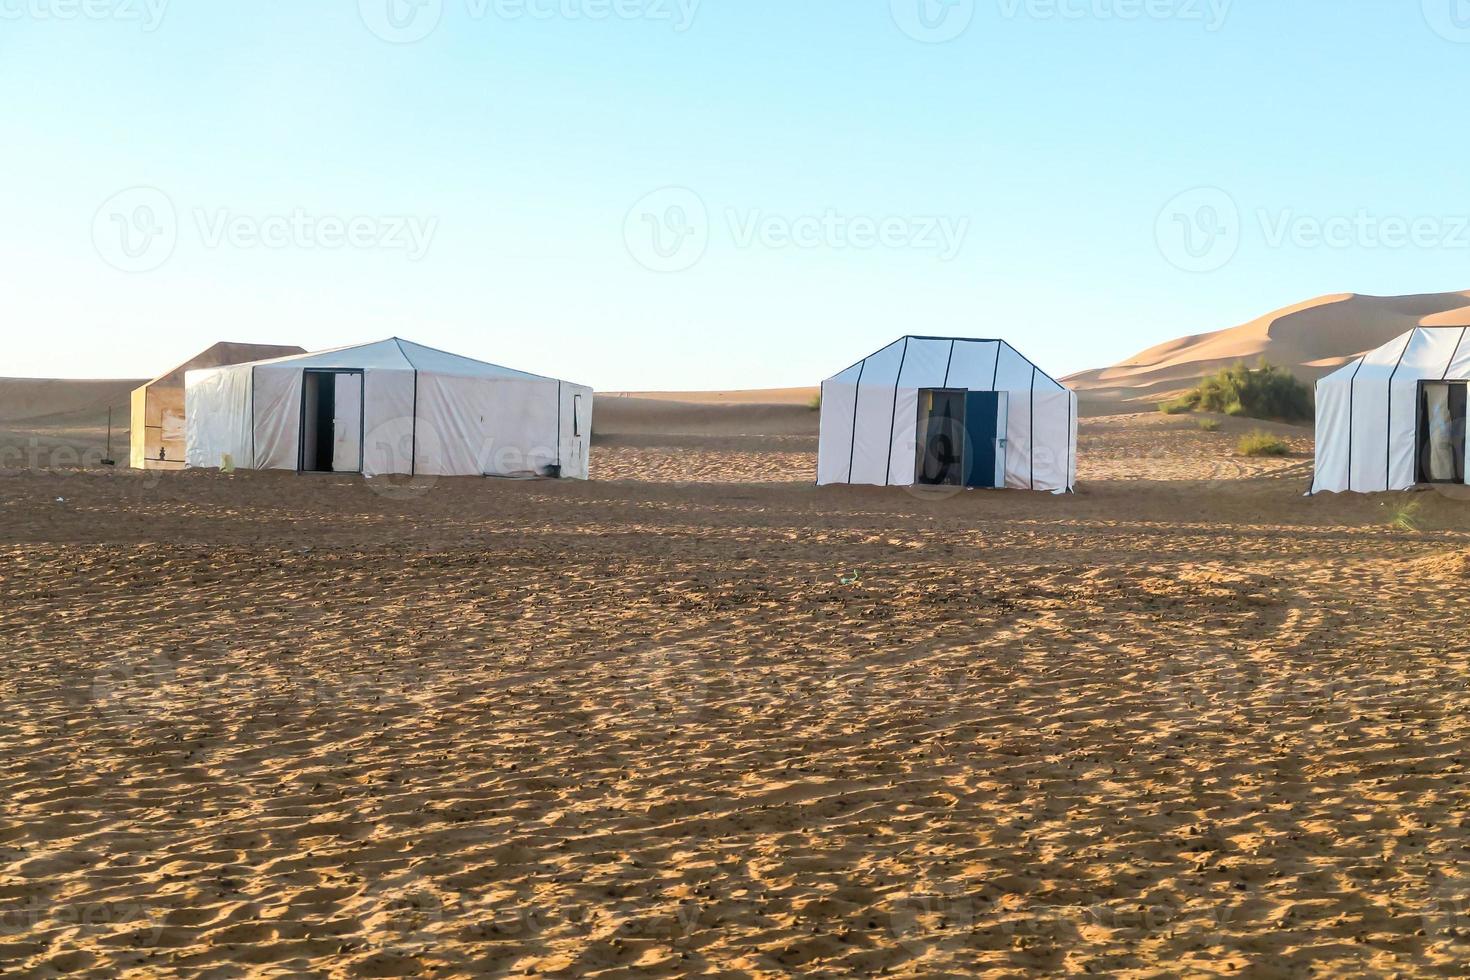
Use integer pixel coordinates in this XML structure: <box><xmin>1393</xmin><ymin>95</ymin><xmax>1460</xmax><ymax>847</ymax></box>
<box><xmin>5</xmin><ymin>1</ymin><xmax>1470</xmax><ymax>388</ymax></box>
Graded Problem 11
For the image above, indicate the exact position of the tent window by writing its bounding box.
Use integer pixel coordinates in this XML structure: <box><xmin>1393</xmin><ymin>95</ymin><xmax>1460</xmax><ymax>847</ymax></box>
<box><xmin>1418</xmin><ymin>382</ymin><xmax>1466</xmax><ymax>484</ymax></box>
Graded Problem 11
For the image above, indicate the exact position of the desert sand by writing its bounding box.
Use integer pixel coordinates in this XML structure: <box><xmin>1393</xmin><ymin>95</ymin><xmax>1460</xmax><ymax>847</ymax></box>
<box><xmin>1068</xmin><ymin>291</ymin><xmax>1470</xmax><ymax>414</ymax></box>
<box><xmin>2</xmin><ymin>384</ymin><xmax>1469</xmax><ymax>978</ymax></box>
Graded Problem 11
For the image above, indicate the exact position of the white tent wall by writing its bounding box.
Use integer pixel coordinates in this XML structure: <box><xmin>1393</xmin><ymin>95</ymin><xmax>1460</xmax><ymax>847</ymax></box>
<box><xmin>849</xmin><ymin>342</ymin><xmax>907</xmax><ymax>485</ymax></box>
<box><xmin>1312</xmin><ymin>373</ymin><xmax>1352</xmax><ymax>493</ymax></box>
<box><xmin>416</xmin><ymin>373</ymin><xmax>560</xmax><ymax>477</ymax></box>
<box><xmin>895</xmin><ymin>338</ymin><xmax>953</xmax><ymax>388</ymax></box>
<box><xmin>815</xmin><ymin>368</ymin><xmax>861</xmax><ymax>484</ymax></box>
<box><xmin>993</xmin><ymin>344</ymin><xmax>1038</xmax><ymax>392</ymax></box>
<box><xmin>1026</xmin><ymin>389</ymin><xmax>1077</xmax><ymax>492</ymax></box>
<box><xmin>885</xmin><ymin>388</ymin><xmax>922</xmax><ymax>486</ymax></box>
<box><xmin>184</xmin><ymin>365</ymin><xmax>253</xmax><ymax>469</ymax></box>
<box><xmin>1448</xmin><ymin>330</ymin><xmax>1470</xmax><ymax>378</ymax></box>
<box><xmin>946</xmin><ymin>340</ymin><xmax>1002</xmax><ymax>387</ymax></box>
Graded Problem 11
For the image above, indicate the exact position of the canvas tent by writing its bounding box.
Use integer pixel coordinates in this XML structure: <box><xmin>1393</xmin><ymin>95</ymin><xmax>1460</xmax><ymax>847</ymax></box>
<box><xmin>1312</xmin><ymin>326</ymin><xmax>1470</xmax><ymax>494</ymax></box>
<box><xmin>185</xmin><ymin>338</ymin><xmax>592</xmax><ymax>480</ymax></box>
<box><xmin>130</xmin><ymin>342</ymin><xmax>306</xmax><ymax>469</ymax></box>
<box><xmin>817</xmin><ymin>336</ymin><xmax>1077</xmax><ymax>492</ymax></box>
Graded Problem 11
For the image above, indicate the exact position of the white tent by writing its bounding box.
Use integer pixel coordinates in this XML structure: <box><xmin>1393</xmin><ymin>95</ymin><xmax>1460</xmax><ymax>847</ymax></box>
<box><xmin>185</xmin><ymin>338</ymin><xmax>592</xmax><ymax>480</ymax></box>
<box><xmin>817</xmin><ymin>336</ymin><xmax>1077</xmax><ymax>492</ymax></box>
<box><xmin>1312</xmin><ymin>326</ymin><xmax>1470</xmax><ymax>494</ymax></box>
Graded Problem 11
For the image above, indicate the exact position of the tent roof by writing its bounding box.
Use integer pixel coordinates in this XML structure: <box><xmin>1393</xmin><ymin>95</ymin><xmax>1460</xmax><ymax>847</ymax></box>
<box><xmin>825</xmin><ymin>335</ymin><xmax>1068</xmax><ymax>392</ymax></box>
<box><xmin>136</xmin><ymin>342</ymin><xmax>307</xmax><ymax>392</ymax></box>
<box><xmin>231</xmin><ymin>338</ymin><xmax>556</xmax><ymax>383</ymax></box>
<box><xmin>1319</xmin><ymin>326</ymin><xmax>1470</xmax><ymax>388</ymax></box>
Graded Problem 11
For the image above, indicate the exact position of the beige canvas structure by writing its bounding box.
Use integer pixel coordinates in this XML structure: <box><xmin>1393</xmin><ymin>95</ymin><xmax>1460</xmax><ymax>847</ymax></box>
<box><xmin>184</xmin><ymin>339</ymin><xmax>593</xmax><ymax>480</ymax></box>
<box><xmin>130</xmin><ymin>342</ymin><xmax>305</xmax><ymax>469</ymax></box>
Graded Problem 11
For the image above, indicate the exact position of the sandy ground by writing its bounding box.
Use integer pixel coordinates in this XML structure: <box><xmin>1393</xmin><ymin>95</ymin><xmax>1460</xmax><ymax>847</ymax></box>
<box><xmin>3</xmin><ymin>396</ymin><xmax>1470</xmax><ymax>978</ymax></box>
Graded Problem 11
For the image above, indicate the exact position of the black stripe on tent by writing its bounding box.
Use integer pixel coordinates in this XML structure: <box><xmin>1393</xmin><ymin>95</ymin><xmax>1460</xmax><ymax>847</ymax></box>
<box><xmin>555</xmin><ymin>380</ymin><xmax>563</xmax><ymax>471</ymax></box>
<box><xmin>1029</xmin><ymin>366</ymin><xmax>1037</xmax><ymax>491</ymax></box>
<box><xmin>884</xmin><ymin>338</ymin><xmax>911</xmax><ymax>486</ymax></box>
<box><xmin>990</xmin><ymin>342</ymin><xmax>1001</xmax><ymax>390</ymax></box>
<box><xmin>1066</xmin><ymin>392</ymin><xmax>1074</xmax><ymax>493</ymax></box>
<box><xmin>846</xmin><ymin>360</ymin><xmax>866</xmax><ymax>483</ymax></box>
<box><xmin>1346</xmin><ymin>356</ymin><xmax>1365</xmax><ymax>492</ymax></box>
<box><xmin>409</xmin><ymin>370</ymin><xmax>419</xmax><ymax>476</ymax></box>
<box><xmin>1443</xmin><ymin>327</ymin><xmax>1469</xmax><ymax>380</ymax></box>
<box><xmin>250</xmin><ymin>365</ymin><xmax>257</xmax><ymax>468</ymax></box>
<box><xmin>942</xmin><ymin>339</ymin><xmax>956</xmax><ymax>388</ymax></box>
<box><xmin>1385</xmin><ymin>331</ymin><xmax>1413</xmax><ymax>489</ymax></box>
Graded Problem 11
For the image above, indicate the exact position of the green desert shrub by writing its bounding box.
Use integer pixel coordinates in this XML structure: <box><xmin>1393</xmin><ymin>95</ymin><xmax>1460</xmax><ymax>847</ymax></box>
<box><xmin>807</xmin><ymin>392</ymin><xmax>822</xmax><ymax>411</ymax></box>
<box><xmin>1388</xmin><ymin>500</ymin><xmax>1422</xmax><ymax>533</ymax></box>
<box><xmin>1237</xmin><ymin>431</ymin><xmax>1290</xmax><ymax>457</ymax></box>
<box><xmin>1197</xmin><ymin>418</ymin><xmax>1222</xmax><ymax>432</ymax></box>
<box><xmin>1158</xmin><ymin>361</ymin><xmax>1313</xmax><ymax>423</ymax></box>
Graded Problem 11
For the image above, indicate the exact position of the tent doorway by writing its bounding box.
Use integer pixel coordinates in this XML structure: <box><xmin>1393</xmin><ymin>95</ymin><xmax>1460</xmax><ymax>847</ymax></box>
<box><xmin>915</xmin><ymin>389</ymin><xmax>966</xmax><ymax>486</ymax></box>
<box><xmin>963</xmin><ymin>391</ymin><xmax>1008</xmax><ymax>489</ymax></box>
<box><xmin>1418</xmin><ymin>381</ymin><xmax>1467</xmax><ymax>484</ymax></box>
<box><xmin>914</xmin><ymin>389</ymin><xmax>1008</xmax><ymax>488</ymax></box>
<box><xmin>299</xmin><ymin>369</ymin><xmax>364</xmax><ymax>474</ymax></box>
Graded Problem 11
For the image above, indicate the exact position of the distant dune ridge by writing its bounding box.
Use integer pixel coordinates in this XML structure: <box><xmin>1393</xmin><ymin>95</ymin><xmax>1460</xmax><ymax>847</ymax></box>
<box><xmin>0</xmin><ymin>377</ymin><xmax>139</xmax><ymax>427</ymax></box>
<box><xmin>1066</xmin><ymin>291</ymin><xmax>1470</xmax><ymax>414</ymax></box>
<box><xmin>10</xmin><ymin>290</ymin><xmax>1470</xmax><ymax>452</ymax></box>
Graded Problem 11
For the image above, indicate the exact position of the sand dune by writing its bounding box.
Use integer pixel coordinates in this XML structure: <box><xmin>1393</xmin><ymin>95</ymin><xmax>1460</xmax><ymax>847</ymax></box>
<box><xmin>0</xmin><ymin>378</ymin><xmax>138</xmax><ymax>462</ymax></box>
<box><xmin>1068</xmin><ymin>291</ymin><xmax>1470</xmax><ymax>413</ymax></box>
<box><xmin>0</xmin><ymin>378</ymin><xmax>137</xmax><ymax>427</ymax></box>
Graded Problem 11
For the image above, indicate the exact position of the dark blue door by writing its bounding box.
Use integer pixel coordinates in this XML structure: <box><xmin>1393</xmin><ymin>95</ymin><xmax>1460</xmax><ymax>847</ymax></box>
<box><xmin>964</xmin><ymin>392</ymin><xmax>1001</xmax><ymax>488</ymax></box>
